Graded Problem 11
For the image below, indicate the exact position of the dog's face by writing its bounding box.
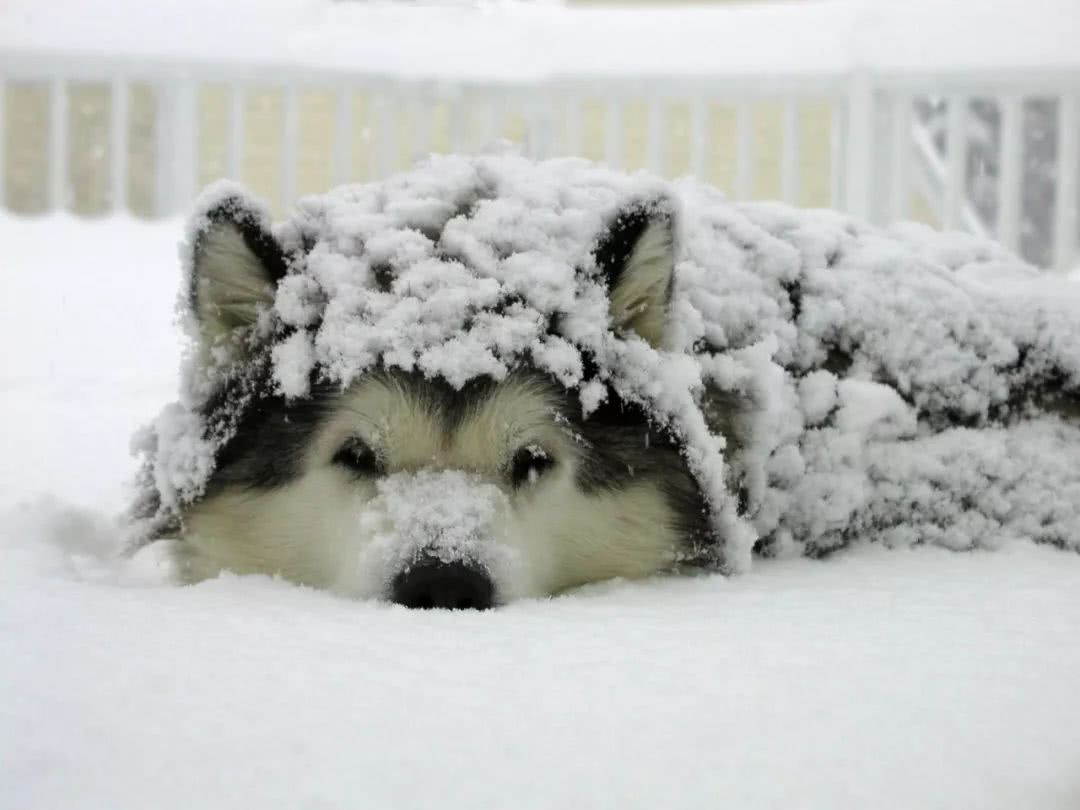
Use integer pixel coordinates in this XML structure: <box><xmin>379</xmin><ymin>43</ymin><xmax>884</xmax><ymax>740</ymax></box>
<box><xmin>170</xmin><ymin>193</ymin><xmax>714</xmax><ymax>607</ymax></box>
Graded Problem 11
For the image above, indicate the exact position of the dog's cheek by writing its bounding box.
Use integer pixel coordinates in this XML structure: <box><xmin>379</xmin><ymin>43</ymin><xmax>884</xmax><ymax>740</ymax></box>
<box><xmin>321</xmin><ymin>476</ymin><xmax>397</xmax><ymax>598</ymax></box>
<box><xmin>537</xmin><ymin>482</ymin><xmax>681</xmax><ymax>594</ymax></box>
<box><xmin>490</xmin><ymin>483</ymin><xmax>570</xmax><ymax>600</ymax></box>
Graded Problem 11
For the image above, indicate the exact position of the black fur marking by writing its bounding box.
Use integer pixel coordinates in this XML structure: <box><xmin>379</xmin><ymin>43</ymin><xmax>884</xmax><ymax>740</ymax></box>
<box><xmin>202</xmin><ymin>373</ymin><xmax>338</xmax><ymax>495</ymax></box>
<box><xmin>561</xmin><ymin>383</ymin><xmax>714</xmax><ymax>558</ymax></box>
<box><xmin>782</xmin><ymin>278</ymin><xmax>803</xmax><ymax>322</ymax></box>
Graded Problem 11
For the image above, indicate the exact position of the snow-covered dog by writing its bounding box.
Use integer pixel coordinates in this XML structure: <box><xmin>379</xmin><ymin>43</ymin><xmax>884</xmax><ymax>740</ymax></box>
<box><xmin>132</xmin><ymin>155</ymin><xmax>1080</xmax><ymax>608</ymax></box>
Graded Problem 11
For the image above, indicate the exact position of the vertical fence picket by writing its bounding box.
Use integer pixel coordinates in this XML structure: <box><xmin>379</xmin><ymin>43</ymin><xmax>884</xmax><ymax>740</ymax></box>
<box><xmin>605</xmin><ymin>99</ymin><xmax>624</xmax><ymax>169</ymax></box>
<box><xmin>332</xmin><ymin>88</ymin><xmax>352</xmax><ymax>186</ymax></box>
<box><xmin>943</xmin><ymin>96</ymin><xmax>967</xmax><ymax>229</ymax></box>
<box><xmin>689</xmin><ymin>97</ymin><xmax>708</xmax><ymax>181</ymax></box>
<box><xmin>332</xmin><ymin>89</ymin><xmax>354</xmax><ymax>186</ymax></box>
<box><xmin>281</xmin><ymin>85</ymin><xmax>299</xmax><ymax>212</ymax></box>
<box><xmin>227</xmin><ymin>84</ymin><xmax>245</xmax><ymax>182</ymax></box>
<box><xmin>448</xmin><ymin>92</ymin><xmax>467</xmax><ymax>155</ymax></box>
<box><xmin>48</xmin><ymin>78</ymin><xmax>68</xmax><ymax>212</ymax></box>
<box><xmin>564</xmin><ymin>95</ymin><xmax>582</xmax><ymax>158</ymax></box>
<box><xmin>734</xmin><ymin>101</ymin><xmax>752</xmax><ymax>200</ymax></box>
<box><xmin>646</xmin><ymin>98</ymin><xmax>665</xmax><ymax>175</ymax></box>
<box><xmin>843</xmin><ymin>73</ymin><xmax>874</xmax><ymax>220</ymax></box>
<box><xmin>372</xmin><ymin>93</ymin><xmax>395</xmax><ymax>179</ymax></box>
<box><xmin>996</xmin><ymin>94</ymin><xmax>1023</xmax><ymax>253</ymax></box>
<box><xmin>888</xmin><ymin>93</ymin><xmax>911</xmax><ymax>221</ymax></box>
<box><xmin>527</xmin><ymin>96</ymin><xmax>554</xmax><ymax>159</ymax></box>
<box><xmin>109</xmin><ymin>78</ymin><xmax>128</xmax><ymax>213</ymax></box>
<box><xmin>1052</xmin><ymin>95</ymin><xmax>1078</xmax><ymax>271</ymax></box>
<box><xmin>477</xmin><ymin>93</ymin><xmax>501</xmax><ymax>151</ymax></box>
<box><xmin>410</xmin><ymin>94</ymin><xmax>432</xmax><ymax>163</ymax></box>
<box><xmin>830</xmin><ymin>100</ymin><xmax>847</xmax><ymax>210</ymax></box>
<box><xmin>155</xmin><ymin>81</ymin><xmax>197</xmax><ymax>216</ymax></box>
<box><xmin>781</xmin><ymin>99</ymin><xmax>799</xmax><ymax>205</ymax></box>
<box><xmin>0</xmin><ymin>79</ymin><xmax>6</xmax><ymax>210</ymax></box>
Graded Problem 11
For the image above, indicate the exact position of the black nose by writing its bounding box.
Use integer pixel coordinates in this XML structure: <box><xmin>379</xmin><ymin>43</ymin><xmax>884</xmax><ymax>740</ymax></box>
<box><xmin>390</xmin><ymin>559</ymin><xmax>495</xmax><ymax>610</ymax></box>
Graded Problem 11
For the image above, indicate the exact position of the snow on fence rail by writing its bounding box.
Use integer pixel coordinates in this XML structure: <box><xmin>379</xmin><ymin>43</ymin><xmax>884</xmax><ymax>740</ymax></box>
<box><xmin>1</xmin><ymin>1</ymin><xmax>1078</xmax><ymax>270</ymax></box>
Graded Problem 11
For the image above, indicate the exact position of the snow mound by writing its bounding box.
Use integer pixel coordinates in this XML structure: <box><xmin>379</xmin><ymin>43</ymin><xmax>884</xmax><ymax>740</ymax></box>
<box><xmin>136</xmin><ymin>154</ymin><xmax>1080</xmax><ymax>567</ymax></box>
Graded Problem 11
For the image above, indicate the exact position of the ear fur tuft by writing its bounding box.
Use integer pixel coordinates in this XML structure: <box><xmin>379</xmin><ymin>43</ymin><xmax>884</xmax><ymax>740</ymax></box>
<box><xmin>594</xmin><ymin>199</ymin><xmax>677</xmax><ymax>348</ymax></box>
<box><xmin>188</xmin><ymin>195</ymin><xmax>288</xmax><ymax>353</ymax></box>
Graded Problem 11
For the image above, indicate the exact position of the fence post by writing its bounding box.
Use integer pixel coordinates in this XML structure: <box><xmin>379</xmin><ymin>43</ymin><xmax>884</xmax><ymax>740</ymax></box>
<box><xmin>887</xmin><ymin>93</ymin><xmax>912</xmax><ymax>222</ymax></box>
<box><xmin>48</xmin><ymin>77</ymin><xmax>69</xmax><ymax>212</ymax></box>
<box><xmin>780</xmin><ymin>99</ymin><xmax>800</xmax><ymax>205</ymax></box>
<box><xmin>563</xmin><ymin>94</ymin><xmax>582</xmax><ymax>159</ymax></box>
<box><xmin>527</xmin><ymin>94</ymin><xmax>555</xmax><ymax>160</ymax></box>
<box><xmin>281</xmin><ymin>85</ymin><xmax>299</xmax><ymax>212</ymax></box>
<box><xmin>0</xmin><ymin>80</ymin><xmax>6</xmax><ymax>210</ymax></box>
<box><xmin>942</xmin><ymin>95</ymin><xmax>967</xmax><ymax>230</ymax></box>
<box><xmin>332</xmin><ymin>88</ymin><xmax>354</xmax><ymax>186</ymax></box>
<box><xmin>109</xmin><ymin>78</ymin><xmax>129</xmax><ymax>213</ymax></box>
<box><xmin>646</xmin><ymin>98</ymin><xmax>665</xmax><ymax>176</ymax></box>
<box><xmin>734</xmin><ymin>101</ymin><xmax>752</xmax><ymax>200</ymax></box>
<box><xmin>371</xmin><ymin>92</ymin><xmax>395</xmax><ymax>180</ymax></box>
<box><xmin>227</xmin><ymin>84</ymin><xmax>245</xmax><ymax>182</ymax></box>
<box><xmin>1052</xmin><ymin>95</ymin><xmax>1078</xmax><ymax>271</ymax></box>
<box><xmin>996</xmin><ymin>94</ymin><xmax>1023</xmax><ymax>254</ymax></box>
<box><xmin>155</xmin><ymin>80</ymin><xmax>198</xmax><ymax>217</ymax></box>
<box><xmin>489</xmin><ymin>94</ymin><xmax>507</xmax><ymax>152</ymax></box>
<box><xmin>605</xmin><ymin>99</ymin><xmax>625</xmax><ymax>169</ymax></box>
<box><xmin>843</xmin><ymin>70</ymin><xmax>875</xmax><ymax>222</ymax></box>
<box><xmin>688</xmin><ymin>98</ymin><xmax>708</xmax><ymax>182</ymax></box>
<box><xmin>447</xmin><ymin>89</ymin><xmax>466</xmax><ymax>156</ymax></box>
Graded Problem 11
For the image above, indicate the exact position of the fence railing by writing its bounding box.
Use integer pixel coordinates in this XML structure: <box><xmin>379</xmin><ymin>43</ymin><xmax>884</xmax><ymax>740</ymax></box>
<box><xmin>1</xmin><ymin>47</ymin><xmax>1077</xmax><ymax>270</ymax></box>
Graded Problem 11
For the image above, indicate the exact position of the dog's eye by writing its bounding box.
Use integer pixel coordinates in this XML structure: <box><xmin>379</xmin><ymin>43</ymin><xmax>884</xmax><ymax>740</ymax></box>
<box><xmin>509</xmin><ymin>445</ymin><xmax>555</xmax><ymax>489</ymax></box>
<box><xmin>332</xmin><ymin>437</ymin><xmax>383</xmax><ymax>477</ymax></box>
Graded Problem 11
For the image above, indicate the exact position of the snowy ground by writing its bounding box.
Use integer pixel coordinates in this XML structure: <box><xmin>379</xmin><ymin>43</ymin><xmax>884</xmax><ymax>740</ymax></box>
<box><xmin>2</xmin><ymin>213</ymin><xmax>1079</xmax><ymax>809</ymax></box>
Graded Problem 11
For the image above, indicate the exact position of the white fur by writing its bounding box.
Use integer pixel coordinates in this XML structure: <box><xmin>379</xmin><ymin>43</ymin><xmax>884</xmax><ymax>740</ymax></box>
<box><xmin>177</xmin><ymin>376</ymin><xmax>680</xmax><ymax>601</ymax></box>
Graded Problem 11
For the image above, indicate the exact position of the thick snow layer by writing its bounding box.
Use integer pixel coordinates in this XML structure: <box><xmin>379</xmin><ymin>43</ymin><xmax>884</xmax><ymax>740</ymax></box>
<box><xmin>2</xmin><ymin>213</ymin><xmax>1079</xmax><ymax>809</ymax></box>
<box><xmin>138</xmin><ymin>155</ymin><xmax>1080</xmax><ymax>570</ymax></box>
<box><xmin>3</xmin><ymin>0</ymin><xmax>1077</xmax><ymax>79</ymax></box>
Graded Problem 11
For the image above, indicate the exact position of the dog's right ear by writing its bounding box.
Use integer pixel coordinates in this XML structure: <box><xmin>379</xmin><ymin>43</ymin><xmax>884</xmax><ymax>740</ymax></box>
<box><xmin>188</xmin><ymin>194</ymin><xmax>288</xmax><ymax>355</ymax></box>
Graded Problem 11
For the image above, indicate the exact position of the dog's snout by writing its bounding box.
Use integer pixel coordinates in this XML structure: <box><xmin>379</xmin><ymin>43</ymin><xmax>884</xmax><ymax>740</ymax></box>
<box><xmin>391</xmin><ymin>559</ymin><xmax>494</xmax><ymax>610</ymax></box>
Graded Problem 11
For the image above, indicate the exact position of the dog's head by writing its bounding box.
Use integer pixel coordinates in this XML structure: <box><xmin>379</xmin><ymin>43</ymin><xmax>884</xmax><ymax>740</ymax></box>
<box><xmin>152</xmin><ymin>174</ymin><xmax>739</xmax><ymax>607</ymax></box>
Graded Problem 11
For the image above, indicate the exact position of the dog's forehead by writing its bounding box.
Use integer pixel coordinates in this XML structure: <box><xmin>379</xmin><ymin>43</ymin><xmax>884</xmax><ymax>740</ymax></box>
<box><xmin>313</xmin><ymin>370</ymin><xmax>568</xmax><ymax>468</ymax></box>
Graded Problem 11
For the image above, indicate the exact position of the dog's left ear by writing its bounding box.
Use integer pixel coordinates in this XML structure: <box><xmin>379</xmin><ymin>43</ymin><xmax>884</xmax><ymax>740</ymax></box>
<box><xmin>188</xmin><ymin>194</ymin><xmax>288</xmax><ymax>355</ymax></box>
<box><xmin>593</xmin><ymin>199</ymin><xmax>677</xmax><ymax>348</ymax></box>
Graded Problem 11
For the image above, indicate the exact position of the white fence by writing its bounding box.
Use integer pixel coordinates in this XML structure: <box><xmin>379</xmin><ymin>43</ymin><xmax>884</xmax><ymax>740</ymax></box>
<box><xmin>2</xmin><ymin>6</ymin><xmax>1078</xmax><ymax>270</ymax></box>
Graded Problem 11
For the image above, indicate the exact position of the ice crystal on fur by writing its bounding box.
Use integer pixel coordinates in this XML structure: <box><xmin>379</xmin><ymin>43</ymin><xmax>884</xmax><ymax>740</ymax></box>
<box><xmin>133</xmin><ymin>154</ymin><xmax>1080</xmax><ymax>571</ymax></box>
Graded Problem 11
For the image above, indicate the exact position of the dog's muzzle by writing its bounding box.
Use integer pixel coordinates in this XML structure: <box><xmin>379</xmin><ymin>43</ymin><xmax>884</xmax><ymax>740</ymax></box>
<box><xmin>390</xmin><ymin>555</ymin><xmax>494</xmax><ymax>610</ymax></box>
